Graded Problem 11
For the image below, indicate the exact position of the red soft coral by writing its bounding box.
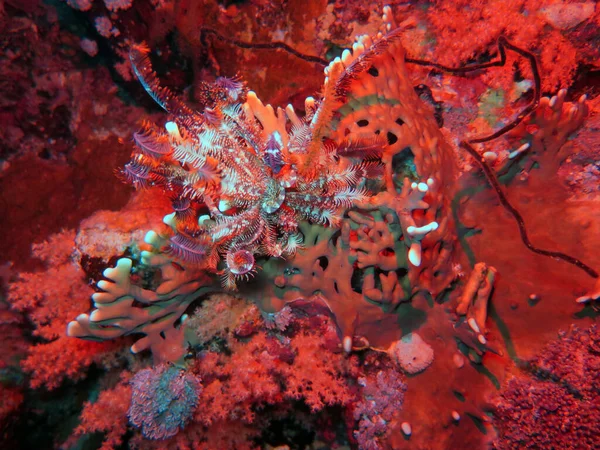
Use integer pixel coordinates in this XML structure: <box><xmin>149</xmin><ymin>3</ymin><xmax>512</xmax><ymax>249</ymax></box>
<box><xmin>195</xmin><ymin>333</ymin><xmax>284</xmax><ymax>425</ymax></box>
<box><xmin>68</xmin><ymin>375</ymin><xmax>132</xmax><ymax>450</ymax></box>
<box><xmin>419</xmin><ymin>0</ymin><xmax>583</xmax><ymax>91</ymax></box>
<box><xmin>281</xmin><ymin>328</ymin><xmax>356</xmax><ymax>411</ymax></box>
<box><xmin>22</xmin><ymin>337</ymin><xmax>120</xmax><ymax>390</ymax></box>
<box><xmin>8</xmin><ymin>232</ymin><xmax>93</xmax><ymax>341</ymax></box>
<box><xmin>134</xmin><ymin>310</ymin><xmax>360</xmax><ymax>449</ymax></box>
<box><xmin>8</xmin><ymin>231</ymin><xmax>127</xmax><ymax>389</ymax></box>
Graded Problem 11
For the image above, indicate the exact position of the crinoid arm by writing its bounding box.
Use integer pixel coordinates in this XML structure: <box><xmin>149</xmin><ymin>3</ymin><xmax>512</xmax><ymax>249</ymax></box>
<box><xmin>129</xmin><ymin>43</ymin><xmax>195</xmax><ymax>117</ymax></box>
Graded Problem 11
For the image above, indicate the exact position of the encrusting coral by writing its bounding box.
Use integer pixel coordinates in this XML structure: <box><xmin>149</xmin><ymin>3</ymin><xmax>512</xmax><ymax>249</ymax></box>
<box><xmin>352</xmin><ymin>367</ymin><xmax>407</xmax><ymax>450</ymax></box>
<box><xmin>491</xmin><ymin>325</ymin><xmax>600</xmax><ymax>450</ymax></box>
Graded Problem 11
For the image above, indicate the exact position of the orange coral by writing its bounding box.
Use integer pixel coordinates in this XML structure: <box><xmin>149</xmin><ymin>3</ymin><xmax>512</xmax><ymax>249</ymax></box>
<box><xmin>184</xmin><ymin>311</ymin><xmax>357</xmax><ymax>444</ymax></box>
<box><xmin>8</xmin><ymin>231</ymin><xmax>126</xmax><ymax>389</ymax></box>
<box><xmin>416</xmin><ymin>0</ymin><xmax>586</xmax><ymax>91</ymax></box>
<box><xmin>9</xmin><ymin>261</ymin><xmax>93</xmax><ymax>341</ymax></box>
<box><xmin>280</xmin><ymin>329</ymin><xmax>356</xmax><ymax>411</ymax></box>
<box><xmin>22</xmin><ymin>338</ymin><xmax>119</xmax><ymax>390</ymax></box>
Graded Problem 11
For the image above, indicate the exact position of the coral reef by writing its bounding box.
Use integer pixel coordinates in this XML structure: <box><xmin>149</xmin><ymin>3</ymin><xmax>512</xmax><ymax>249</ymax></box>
<box><xmin>68</xmin><ymin>375</ymin><xmax>132</xmax><ymax>450</ymax></box>
<box><xmin>492</xmin><ymin>325</ymin><xmax>600</xmax><ymax>449</ymax></box>
<box><xmin>400</xmin><ymin>0</ymin><xmax>599</xmax><ymax>92</ymax></box>
<box><xmin>1</xmin><ymin>1</ymin><xmax>599</xmax><ymax>449</ymax></box>
<box><xmin>7</xmin><ymin>230</ymin><xmax>123</xmax><ymax>389</ymax></box>
<box><xmin>68</xmin><ymin>10</ymin><xmax>460</xmax><ymax>360</ymax></box>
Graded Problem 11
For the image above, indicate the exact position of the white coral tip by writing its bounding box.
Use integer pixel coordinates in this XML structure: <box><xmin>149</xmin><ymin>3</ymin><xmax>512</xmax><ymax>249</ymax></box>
<box><xmin>286</xmin><ymin>103</ymin><xmax>300</xmax><ymax>125</ymax></box>
<box><xmin>509</xmin><ymin>142</ymin><xmax>530</xmax><ymax>159</ymax></box>
<box><xmin>140</xmin><ymin>250</ymin><xmax>153</xmax><ymax>264</ymax></box>
<box><xmin>468</xmin><ymin>317</ymin><xmax>480</xmax><ymax>333</ymax></box>
<box><xmin>144</xmin><ymin>230</ymin><xmax>160</xmax><ymax>245</ymax></box>
<box><xmin>165</xmin><ymin>121</ymin><xmax>182</xmax><ymax>141</ymax></box>
<box><xmin>305</xmin><ymin>96</ymin><xmax>315</xmax><ymax>110</ymax></box>
<box><xmin>341</xmin><ymin>49</ymin><xmax>352</xmax><ymax>65</ymax></box>
<box><xmin>408</xmin><ymin>221</ymin><xmax>438</xmax><ymax>237</ymax></box>
<box><xmin>67</xmin><ymin>318</ymin><xmax>86</xmax><ymax>336</ymax></box>
<box><xmin>198</xmin><ymin>214</ymin><xmax>211</xmax><ymax>226</ymax></box>
<box><xmin>164</xmin><ymin>121</ymin><xmax>177</xmax><ymax>133</ymax></box>
<box><xmin>163</xmin><ymin>212</ymin><xmax>177</xmax><ymax>228</ymax></box>
<box><xmin>66</xmin><ymin>322</ymin><xmax>77</xmax><ymax>337</ymax></box>
<box><xmin>576</xmin><ymin>290</ymin><xmax>600</xmax><ymax>303</ymax></box>
<box><xmin>218</xmin><ymin>200</ymin><xmax>231</xmax><ymax>212</ymax></box>
<box><xmin>352</xmin><ymin>42</ymin><xmax>365</xmax><ymax>54</ymax></box>
<box><xmin>343</xmin><ymin>336</ymin><xmax>352</xmax><ymax>353</ymax></box>
<box><xmin>408</xmin><ymin>242</ymin><xmax>422</xmax><ymax>267</ymax></box>
<box><xmin>401</xmin><ymin>422</ymin><xmax>412</xmax><ymax>436</ymax></box>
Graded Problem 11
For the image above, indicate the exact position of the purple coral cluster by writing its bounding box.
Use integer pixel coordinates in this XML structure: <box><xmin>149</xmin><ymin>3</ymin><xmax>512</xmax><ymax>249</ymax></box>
<box><xmin>492</xmin><ymin>325</ymin><xmax>600</xmax><ymax>449</ymax></box>
<box><xmin>353</xmin><ymin>368</ymin><xmax>407</xmax><ymax>450</ymax></box>
<box><xmin>128</xmin><ymin>364</ymin><xmax>201</xmax><ymax>440</ymax></box>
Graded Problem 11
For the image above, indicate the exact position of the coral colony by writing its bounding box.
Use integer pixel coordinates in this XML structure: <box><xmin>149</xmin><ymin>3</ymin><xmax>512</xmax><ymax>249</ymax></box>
<box><xmin>68</xmin><ymin>7</ymin><xmax>458</xmax><ymax>363</ymax></box>
<box><xmin>4</xmin><ymin>2</ymin><xmax>600</xmax><ymax>449</ymax></box>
